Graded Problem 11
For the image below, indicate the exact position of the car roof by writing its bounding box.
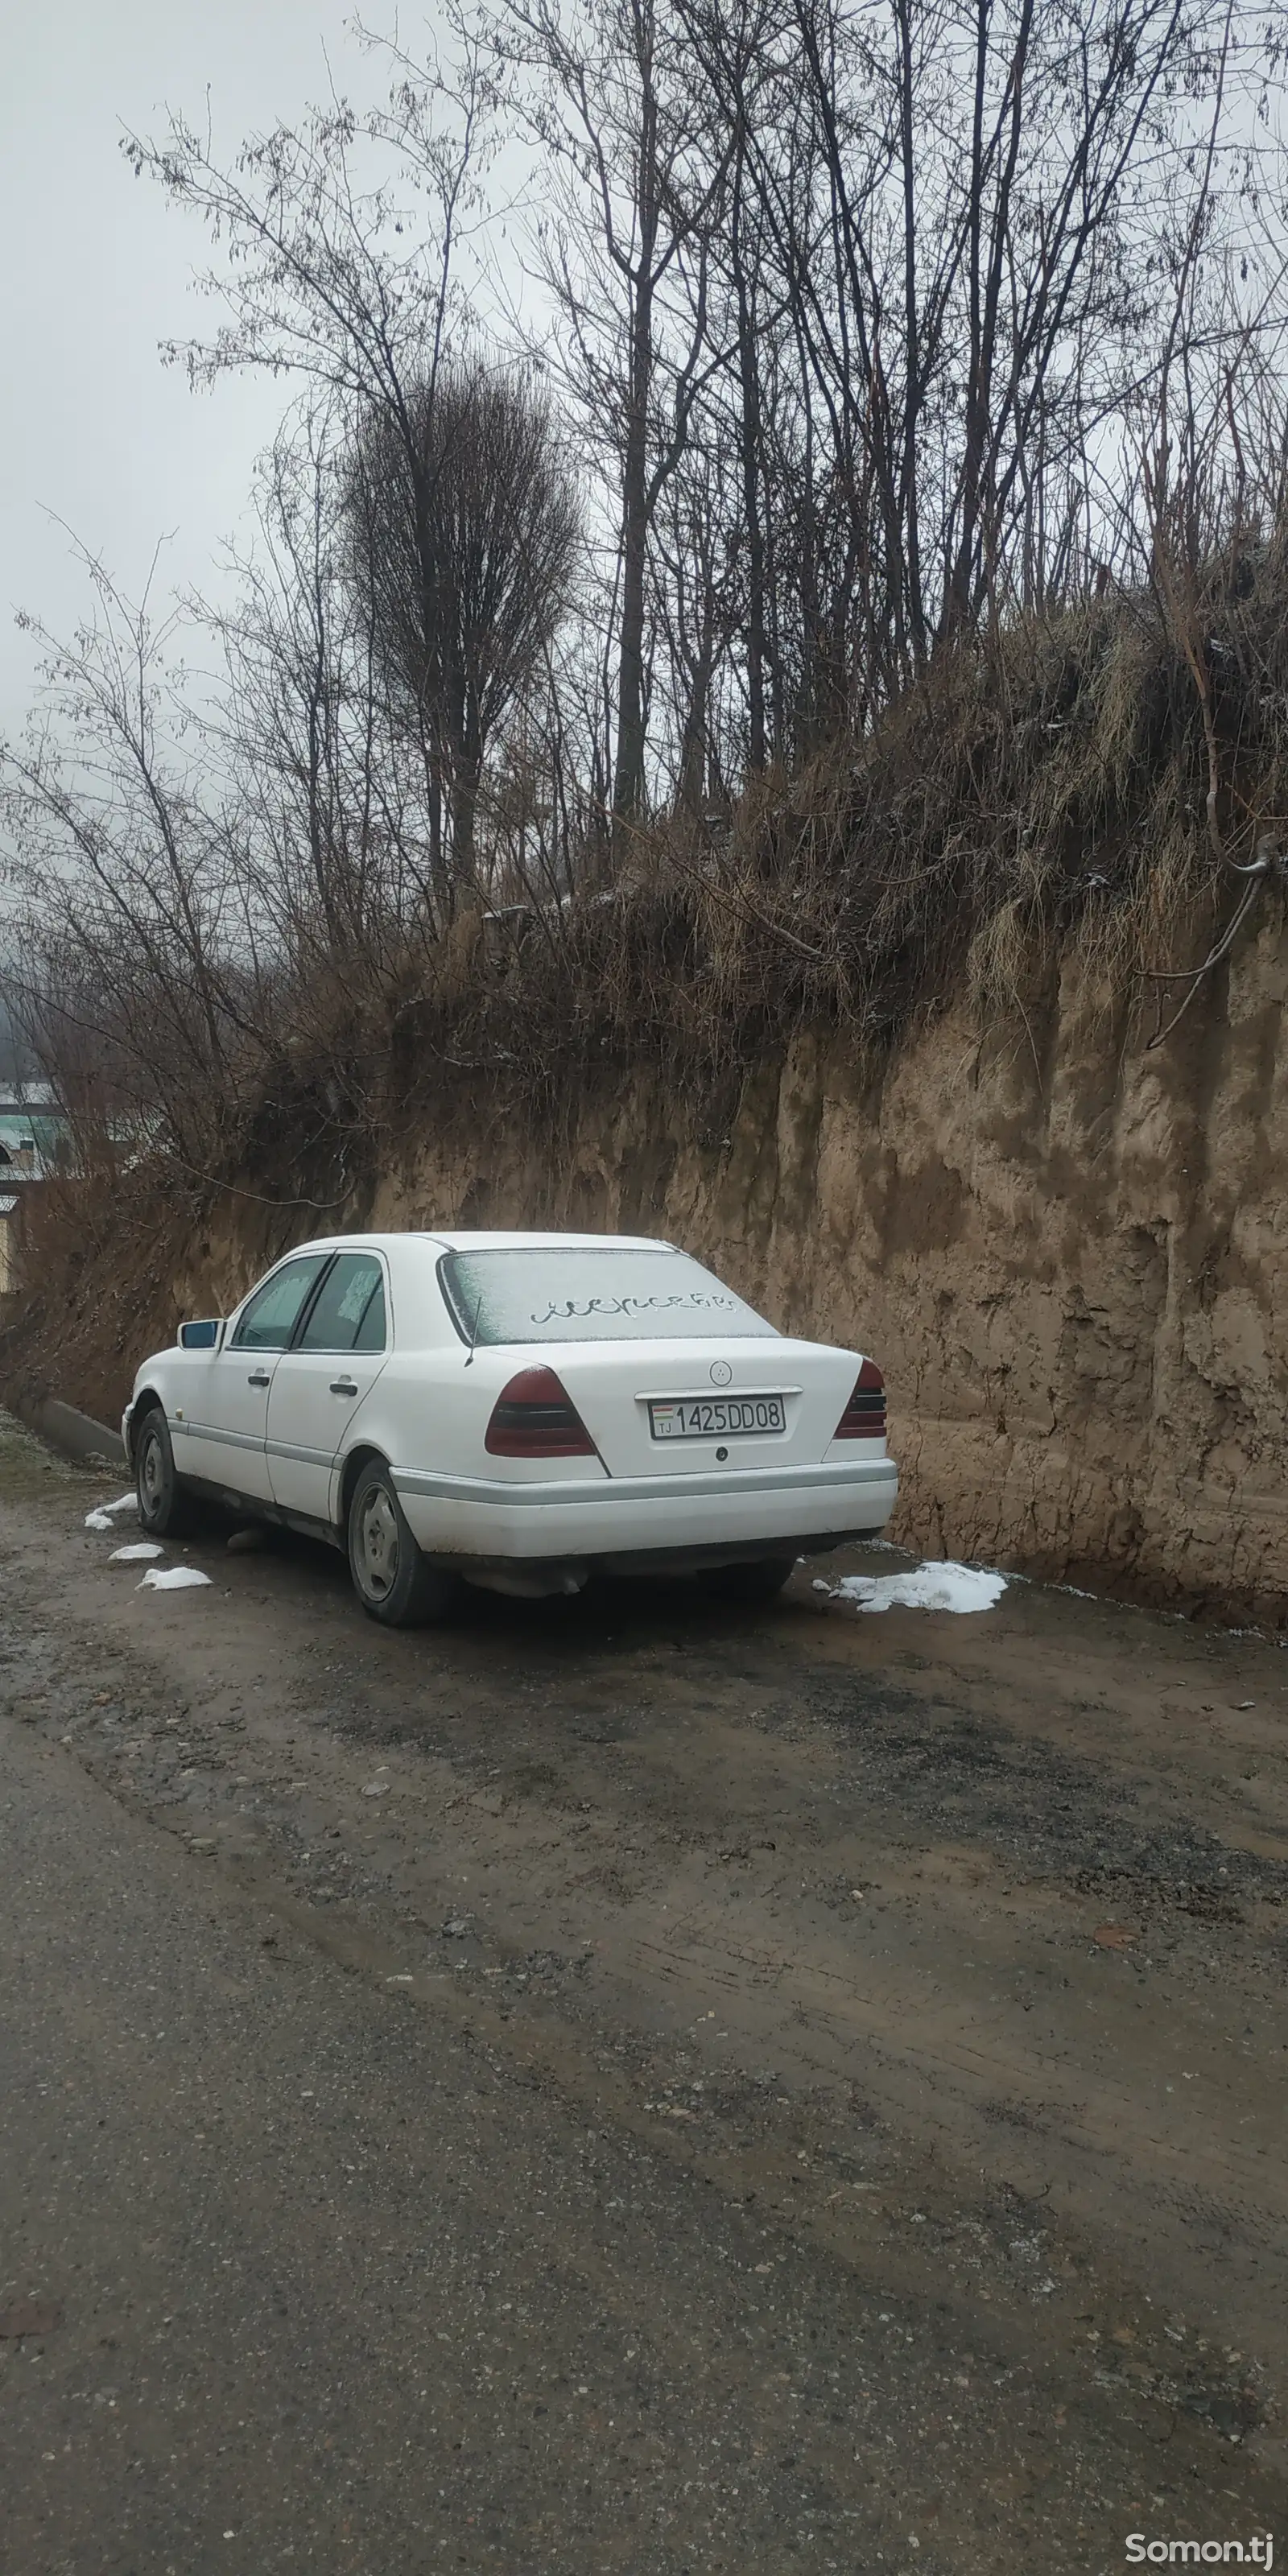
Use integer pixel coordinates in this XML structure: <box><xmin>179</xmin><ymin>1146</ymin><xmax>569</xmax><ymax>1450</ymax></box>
<box><xmin>284</xmin><ymin>1228</ymin><xmax>679</xmax><ymax>1257</ymax></box>
<box><xmin>422</xmin><ymin>1230</ymin><xmax>678</xmax><ymax>1253</ymax></box>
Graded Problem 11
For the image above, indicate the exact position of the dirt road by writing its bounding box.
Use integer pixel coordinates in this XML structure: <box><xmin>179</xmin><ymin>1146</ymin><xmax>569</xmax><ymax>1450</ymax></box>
<box><xmin>2</xmin><ymin>1407</ymin><xmax>1285</xmax><ymax>2573</ymax></box>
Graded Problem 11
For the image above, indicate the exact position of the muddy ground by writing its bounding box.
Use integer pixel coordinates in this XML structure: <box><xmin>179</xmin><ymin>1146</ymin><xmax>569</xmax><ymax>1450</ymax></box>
<box><xmin>2</xmin><ymin>1406</ymin><xmax>1285</xmax><ymax>2573</ymax></box>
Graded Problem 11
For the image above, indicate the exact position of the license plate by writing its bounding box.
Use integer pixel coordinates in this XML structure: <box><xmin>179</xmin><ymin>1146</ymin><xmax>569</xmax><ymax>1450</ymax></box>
<box><xmin>648</xmin><ymin>1394</ymin><xmax>786</xmax><ymax>1441</ymax></box>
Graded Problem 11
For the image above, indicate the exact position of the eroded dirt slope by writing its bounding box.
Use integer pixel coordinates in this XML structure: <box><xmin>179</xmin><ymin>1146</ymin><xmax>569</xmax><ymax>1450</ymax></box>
<box><xmin>363</xmin><ymin>919</ymin><xmax>1288</xmax><ymax>1621</ymax></box>
<box><xmin>13</xmin><ymin>919</ymin><xmax>1288</xmax><ymax>1617</ymax></box>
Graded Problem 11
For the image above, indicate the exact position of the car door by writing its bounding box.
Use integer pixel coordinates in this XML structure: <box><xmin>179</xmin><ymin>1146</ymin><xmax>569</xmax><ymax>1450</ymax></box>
<box><xmin>266</xmin><ymin>1250</ymin><xmax>390</xmax><ymax>1523</ymax></box>
<box><xmin>172</xmin><ymin>1253</ymin><xmax>332</xmax><ymax>1504</ymax></box>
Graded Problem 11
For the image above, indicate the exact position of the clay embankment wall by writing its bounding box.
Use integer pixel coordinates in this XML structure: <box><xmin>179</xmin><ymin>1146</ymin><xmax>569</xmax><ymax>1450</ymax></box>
<box><xmin>159</xmin><ymin>918</ymin><xmax>1288</xmax><ymax>1621</ymax></box>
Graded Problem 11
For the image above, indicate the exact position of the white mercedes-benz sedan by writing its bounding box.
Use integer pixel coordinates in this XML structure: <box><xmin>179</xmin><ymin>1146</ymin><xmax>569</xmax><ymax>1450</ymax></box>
<box><xmin>122</xmin><ymin>1231</ymin><xmax>897</xmax><ymax>1624</ymax></box>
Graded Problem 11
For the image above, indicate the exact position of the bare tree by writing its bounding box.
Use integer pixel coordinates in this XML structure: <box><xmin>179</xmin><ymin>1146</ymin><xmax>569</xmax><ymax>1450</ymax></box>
<box><xmin>9</xmin><ymin>0</ymin><xmax>1286</xmax><ymax>1183</ymax></box>
<box><xmin>0</xmin><ymin>551</ymin><xmax>268</xmax><ymax>1169</ymax></box>
<box><xmin>124</xmin><ymin>47</ymin><xmax>497</xmax><ymax>904</ymax></box>
<box><xmin>480</xmin><ymin>0</ymin><xmax>734</xmax><ymax>825</ymax></box>
<box><xmin>344</xmin><ymin>362</ymin><xmax>581</xmax><ymax>873</ymax></box>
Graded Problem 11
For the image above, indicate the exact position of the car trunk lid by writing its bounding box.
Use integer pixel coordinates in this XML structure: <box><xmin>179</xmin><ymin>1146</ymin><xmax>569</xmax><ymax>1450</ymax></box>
<box><xmin>529</xmin><ymin>1336</ymin><xmax>875</xmax><ymax>1477</ymax></box>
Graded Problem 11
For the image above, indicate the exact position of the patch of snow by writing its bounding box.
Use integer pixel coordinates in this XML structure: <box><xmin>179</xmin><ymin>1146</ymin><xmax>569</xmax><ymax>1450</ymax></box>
<box><xmin>830</xmin><ymin>1559</ymin><xmax>1009</xmax><ymax>1616</ymax></box>
<box><xmin>109</xmin><ymin>1542</ymin><xmax>164</xmax><ymax>1563</ymax></box>
<box><xmin>85</xmin><ymin>1510</ymin><xmax>114</xmax><ymax>1530</ymax></box>
<box><xmin>85</xmin><ymin>1492</ymin><xmax>136</xmax><ymax>1529</ymax></box>
<box><xmin>138</xmin><ymin>1565</ymin><xmax>213</xmax><ymax>1591</ymax></box>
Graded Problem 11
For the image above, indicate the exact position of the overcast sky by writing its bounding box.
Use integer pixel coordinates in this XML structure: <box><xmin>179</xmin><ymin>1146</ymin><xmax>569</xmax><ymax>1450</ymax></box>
<box><xmin>1</xmin><ymin>0</ymin><xmax>401</xmax><ymax>737</ymax></box>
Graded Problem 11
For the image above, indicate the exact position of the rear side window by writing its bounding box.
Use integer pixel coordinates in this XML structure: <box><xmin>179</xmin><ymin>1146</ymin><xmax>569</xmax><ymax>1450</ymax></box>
<box><xmin>231</xmin><ymin>1255</ymin><xmax>330</xmax><ymax>1351</ymax></box>
<box><xmin>297</xmin><ymin>1253</ymin><xmax>387</xmax><ymax>1353</ymax></box>
<box><xmin>438</xmin><ymin>1246</ymin><xmax>777</xmax><ymax>1346</ymax></box>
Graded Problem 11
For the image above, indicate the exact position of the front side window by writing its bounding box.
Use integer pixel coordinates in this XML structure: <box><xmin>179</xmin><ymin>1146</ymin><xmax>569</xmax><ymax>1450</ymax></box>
<box><xmin>438</xmin><ymin>1246</ymin><xmax>778</xmax><ymax>1347</ymax></box>
<box><xmin>231</xmin><ymin>1254</ymin><xmax>330</xmax><ymax>1352</ymax></box>
<box><xmin>296</xmin><ymin>1253</ymin><xmax>387</xmax><ymax>1353</ymax></box>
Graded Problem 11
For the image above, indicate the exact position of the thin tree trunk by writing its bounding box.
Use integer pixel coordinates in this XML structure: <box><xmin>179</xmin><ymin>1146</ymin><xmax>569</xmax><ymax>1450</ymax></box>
<box><xmin>611</xmin><ymin>23</ymin><xmax>662</xmax><ymax>834</ymax></box>
<box><xmin>732</xmin><ymin>127</ymin><xmax>766</xmax><ymax>772</ymax></box>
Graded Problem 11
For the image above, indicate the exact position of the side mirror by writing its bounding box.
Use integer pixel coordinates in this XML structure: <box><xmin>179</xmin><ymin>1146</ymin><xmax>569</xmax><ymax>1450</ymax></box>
<box><xmin>179</xmin><ymin>1318</ymin><xmax>225</xmax><ymax>1352</ymax></box>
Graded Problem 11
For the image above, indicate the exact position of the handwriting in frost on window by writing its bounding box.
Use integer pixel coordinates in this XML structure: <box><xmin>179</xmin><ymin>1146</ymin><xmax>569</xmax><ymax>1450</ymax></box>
<box><xmin>530</xmin><ymin>1291</ymin><xmax>740</xmax><ymax>1325</ymax></box>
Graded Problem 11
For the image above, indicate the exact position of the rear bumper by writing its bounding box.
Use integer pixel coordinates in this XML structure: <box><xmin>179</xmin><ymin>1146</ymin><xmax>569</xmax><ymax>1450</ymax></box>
<box><xmin>391</xmin><ymin>1456</ymin><xmax>898</xmax><ymax>1563</ymax></box>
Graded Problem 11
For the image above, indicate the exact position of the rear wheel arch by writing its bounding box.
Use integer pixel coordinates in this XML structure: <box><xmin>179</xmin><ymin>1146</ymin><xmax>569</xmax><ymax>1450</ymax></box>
<box><xmin>337</xmin><ymin>1442</ymin><xmax>389</xmax><ymax>1537</ymax></box>
<box><xmin>343</xmin><ymin>1452</ymin><xmax>459</xmax><ymax>1628</ymax></box>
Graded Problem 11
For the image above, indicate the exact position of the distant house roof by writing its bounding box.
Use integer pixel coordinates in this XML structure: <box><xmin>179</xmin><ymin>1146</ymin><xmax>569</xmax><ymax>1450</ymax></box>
<box><xmin>0</xmin><ymin>1112</ymin><xmax>68</xmax><ymax>1179</ymax></box>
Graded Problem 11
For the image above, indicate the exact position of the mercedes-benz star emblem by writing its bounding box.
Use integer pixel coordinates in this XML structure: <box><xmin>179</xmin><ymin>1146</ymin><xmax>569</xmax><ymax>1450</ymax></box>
<box><xmin>709</xmin><ymin>1360</ymin><xmax>733</xmax><ymax>1387</ymax></box>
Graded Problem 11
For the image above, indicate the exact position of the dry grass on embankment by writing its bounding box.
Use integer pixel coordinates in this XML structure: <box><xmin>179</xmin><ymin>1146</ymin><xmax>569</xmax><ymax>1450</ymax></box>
<box><xmin>3</xmin><ymin>572</ymin><xmax>1287</xmax><ymax>1445</ymax></box>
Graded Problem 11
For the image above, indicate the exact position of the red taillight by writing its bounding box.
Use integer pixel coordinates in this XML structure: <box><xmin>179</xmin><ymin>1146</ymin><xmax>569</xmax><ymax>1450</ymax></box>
<box><xmin>485</xmin><ymin>1365</ymin><xmax>597</xmax><ymax>1459</ymax></box>
<box><xmin>834</xmin><ymin>1357</ymin><xmax>886</xmax><ymax>1440</ymax></box>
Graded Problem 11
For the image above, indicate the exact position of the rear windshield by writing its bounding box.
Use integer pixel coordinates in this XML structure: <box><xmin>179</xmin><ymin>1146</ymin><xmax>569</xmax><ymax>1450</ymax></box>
<box><xmin>438</xmin><ymin>1246</ymin><xmax>778</xmax><ymax>1347</ymax></box>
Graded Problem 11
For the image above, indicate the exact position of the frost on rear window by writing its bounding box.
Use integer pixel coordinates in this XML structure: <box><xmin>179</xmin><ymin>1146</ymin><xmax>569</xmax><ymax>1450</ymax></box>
<box><xmin>438</xmin><ymin>1248</ymin><xmax>778</xmax><ymax>1346</ymax></box>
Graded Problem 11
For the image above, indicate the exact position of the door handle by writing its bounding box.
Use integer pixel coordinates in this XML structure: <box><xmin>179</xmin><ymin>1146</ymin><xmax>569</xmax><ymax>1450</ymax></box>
<box><xmin>247</xmin><ymin>1370</ymin><xmax>271</xmax><ymax>1388</ymax></box>
<box><xmin>329</xmin><ymin>1379</ymin><xmax>359</xmax><ymax>1397</ymax></box>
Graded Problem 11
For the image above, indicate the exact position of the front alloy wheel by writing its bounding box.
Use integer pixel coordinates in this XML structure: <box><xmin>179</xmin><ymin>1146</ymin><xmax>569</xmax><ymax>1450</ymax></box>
<box><xmin>346</xmin><ymin>1462</ymin><xmax>458</xmax><ymax>1629</ymax></box>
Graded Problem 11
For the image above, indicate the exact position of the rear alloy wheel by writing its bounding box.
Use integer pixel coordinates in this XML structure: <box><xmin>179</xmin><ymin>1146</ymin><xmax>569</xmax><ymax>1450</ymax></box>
<box><xmin>346</xmin><ymin>1460</ymin><xmax>459</xmax><ymax>1629</ymax></box>
<box><xmin>698</xmin><ymin>1554</ymin><xmax>796</xmax><ymax>1606</ymax></box>
<box><xmin>134</xmin><ymin>1406</ymin><xmax>199</xmax><ymax>1538</ymax></box>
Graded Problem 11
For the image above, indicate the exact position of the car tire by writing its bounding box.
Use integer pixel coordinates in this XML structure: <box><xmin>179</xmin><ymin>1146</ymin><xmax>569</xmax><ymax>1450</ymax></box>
<box><xmin>346</xmin><ymin>1459</ymin><xmax>459</xmax><ymax>1628</ymax></box>
<box><xmin>698</xmin><ymin>1554</ymin><xmax>796</xmax><ymax>1605</ymax></box>
<box><xmin>134</xmin><ymin>1405</ymin><xmax>200</xmax><ymax>1538</ymax></box>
